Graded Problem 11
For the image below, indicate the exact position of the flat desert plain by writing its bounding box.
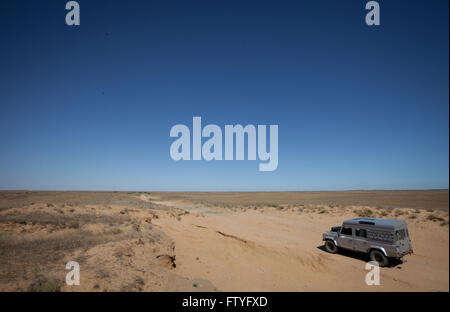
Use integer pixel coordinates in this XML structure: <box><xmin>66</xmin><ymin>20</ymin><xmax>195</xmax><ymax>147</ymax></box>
<box><xmin>0</xmin><ymin>190</ymin><xmax>448</xmax><ymax>292</ymax></box>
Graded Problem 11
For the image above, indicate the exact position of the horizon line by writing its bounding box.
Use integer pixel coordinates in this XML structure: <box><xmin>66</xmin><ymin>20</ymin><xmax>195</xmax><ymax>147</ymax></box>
<box><xmin>0</xmin><ymin>188</ymin><xmax>448</xmax><ymax>193</ymax></box>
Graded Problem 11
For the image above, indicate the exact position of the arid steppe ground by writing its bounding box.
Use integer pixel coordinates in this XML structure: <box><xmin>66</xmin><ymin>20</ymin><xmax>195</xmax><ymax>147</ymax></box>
<box><xmin>0</xmin><ymin>190</ymin><xmax>448</xmax><ymax>291</ymax></box>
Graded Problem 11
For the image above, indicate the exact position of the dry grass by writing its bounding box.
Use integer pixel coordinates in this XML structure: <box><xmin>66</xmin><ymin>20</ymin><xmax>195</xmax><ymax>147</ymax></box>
<box><xmin>151</xmin><ymin>190</ymin><xmax>449</xmax><ymax>211</ymax></box>
<box><xmin>0</xmin><ymin>195</ymin><xmax>165</xmax><ymax>290</ymax></box>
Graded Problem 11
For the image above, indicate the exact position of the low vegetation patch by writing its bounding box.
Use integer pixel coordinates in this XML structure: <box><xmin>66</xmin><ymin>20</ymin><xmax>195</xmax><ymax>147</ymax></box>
<box><xmin>29</xmin><ymin>276</ymin><xmax>61</xmax><ymax>292</ymax></box>
<box><xmin>356</xmin><ymin>208</ymin><xmax>373</xmax><ymax>218</ymax></box>
<box><xmin>426</xmin><ymin>214</ymin><xmax>444</xmax><ymax>222</ymax></box>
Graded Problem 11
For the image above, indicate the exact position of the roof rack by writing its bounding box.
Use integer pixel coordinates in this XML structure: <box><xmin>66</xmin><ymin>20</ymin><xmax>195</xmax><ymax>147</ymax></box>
<box><xmin>359</xmin><ymin>220</ymin><xmax>375</xmax><ymax>225</ymax></box>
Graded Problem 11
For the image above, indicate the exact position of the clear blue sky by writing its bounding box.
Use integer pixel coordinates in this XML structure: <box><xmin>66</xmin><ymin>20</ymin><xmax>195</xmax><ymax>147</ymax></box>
<box><xmin>0</xmin><ymin>0</ymin><xmax>448</xmax><ymax>191</ymax></box>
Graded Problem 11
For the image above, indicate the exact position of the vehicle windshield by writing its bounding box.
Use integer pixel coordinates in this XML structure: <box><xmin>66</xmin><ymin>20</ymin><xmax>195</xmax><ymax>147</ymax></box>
<box><xmin>331</xmin><ymin>226</ymin><xmax>341</xmax><ymax>232</ymax></box>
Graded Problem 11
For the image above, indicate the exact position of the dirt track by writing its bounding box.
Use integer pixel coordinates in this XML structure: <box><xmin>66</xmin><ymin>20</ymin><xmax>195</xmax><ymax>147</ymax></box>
<box><xmin>0</xmin><ymin>190</ymin><xmax>448</xmax><ymax>291</ymax></box>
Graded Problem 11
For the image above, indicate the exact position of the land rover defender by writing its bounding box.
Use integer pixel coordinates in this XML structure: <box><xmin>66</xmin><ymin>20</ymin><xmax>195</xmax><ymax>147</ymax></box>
<box><xmin>322</xmin><ymin>218</ymin><xmax>413</xmax><ymax>266</ymax></box>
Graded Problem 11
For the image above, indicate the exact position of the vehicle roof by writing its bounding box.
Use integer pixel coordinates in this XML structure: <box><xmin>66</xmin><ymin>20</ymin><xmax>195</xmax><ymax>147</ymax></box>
<box><xmin>343</xmin><ymin>218</ymin><xmax>407</xmax><ymax>229</ymax></box>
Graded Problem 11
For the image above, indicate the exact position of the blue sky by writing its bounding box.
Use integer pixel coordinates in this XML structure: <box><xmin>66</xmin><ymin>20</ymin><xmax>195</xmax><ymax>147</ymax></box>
<box><xmin>0</xmin><ymin>0</ymin><xmax>448</xmax><ymax>191</ymax></box>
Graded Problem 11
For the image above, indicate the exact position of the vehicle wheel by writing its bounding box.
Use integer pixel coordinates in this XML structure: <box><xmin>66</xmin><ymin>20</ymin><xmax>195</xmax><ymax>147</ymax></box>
<box><xmin>370</xmin><ymin>250</ymin><xmax>389</xmax><ymax>267</ymax></box>
<box><xmin>325</xmin><ymin>240</ymin><xmax>338</xmax><ymax>254</ymax></box>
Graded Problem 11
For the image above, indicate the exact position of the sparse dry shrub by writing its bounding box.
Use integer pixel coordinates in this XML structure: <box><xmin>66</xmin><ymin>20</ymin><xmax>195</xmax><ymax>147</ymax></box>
<box><xmin>426</xmin><ymin>214</ymin><xmax>444</xmax><ymax>222</ymax></box>
<box><xmin>29</xmin><ymin>276</ymin><xmax>61</xmax><ymax>292</ymax></box>
<box><xmin>14</xmin><ymin>217</ymin><xmax>27</xmax><ymax>224</ymax></box>
<box><xmin>356</xmin><ymin>208</ymin><xmax>373</xmax><ymax>218</ymax></box>
<box><xmin>394</xmin><ymin>210</ymin><xmax>406</xmax><ymax>216</ymax></box>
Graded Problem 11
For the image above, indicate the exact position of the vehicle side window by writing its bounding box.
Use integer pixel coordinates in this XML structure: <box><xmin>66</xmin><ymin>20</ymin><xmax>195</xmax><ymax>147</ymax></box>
<box><xmin>355</xmin><ymin>229</ymin><xmax>367</xmax><ymax>238</ymax></box>
<box><xmin>395</xmin><ymin>229</ymin><xmax>406</xmax><ymax>241</ymax></box>
<box><xmin>340</xmin><ymin>227</ymin><xmax>353</xmax><ymax>236</ymax></box>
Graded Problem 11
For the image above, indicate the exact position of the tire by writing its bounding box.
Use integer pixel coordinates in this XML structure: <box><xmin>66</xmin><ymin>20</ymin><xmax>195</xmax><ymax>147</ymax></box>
<box><xmin>370</xmin><ymin>249</ymin><xmax>389</xmax><ymax>267</ymax></box>
<box><xmin>325</xmin><ymin>240</ymin><xmax>338</xmax><ymax>254</ymax></box>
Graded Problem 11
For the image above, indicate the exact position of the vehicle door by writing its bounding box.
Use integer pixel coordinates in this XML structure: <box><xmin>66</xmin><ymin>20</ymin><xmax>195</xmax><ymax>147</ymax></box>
<box><xmin>354</xmin><ymin>228</ymin><xmax>369</xmax><ymax>252</ymax></box>
<box><xmin>338</xmin><ymin>226</ymin><xmax>354</xmax><ymax>250</ymax></box>
<box><xmin>395</xmin><ymin>228</ymin><xmax>412</xmax><ymax>254</ymax></box>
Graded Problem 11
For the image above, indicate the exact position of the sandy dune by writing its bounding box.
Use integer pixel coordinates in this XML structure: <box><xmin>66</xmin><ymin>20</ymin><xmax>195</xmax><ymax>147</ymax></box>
<box><xmin>149</xmin><ymin>197</ymin><xmax>449</xmax><ymax>291</ymax></box>
<box><xmin>0</xmin><ymin>190</ymin><xmax>448</xmax><ymax>291</ymax></box>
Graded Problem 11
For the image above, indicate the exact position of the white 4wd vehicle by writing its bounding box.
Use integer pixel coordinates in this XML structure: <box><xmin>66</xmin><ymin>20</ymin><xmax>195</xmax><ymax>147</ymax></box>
<box><xmin>322</xmin><ymin>218</ymin><xmax>413</xmax><ymax>267</ymax></box>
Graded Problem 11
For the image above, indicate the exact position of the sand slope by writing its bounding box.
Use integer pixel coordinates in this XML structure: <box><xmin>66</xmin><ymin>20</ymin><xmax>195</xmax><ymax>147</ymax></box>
<box><xmin>150</xmin><ymin>200</ymin><xmax>449</xmax><ymax>291</ymax></box>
